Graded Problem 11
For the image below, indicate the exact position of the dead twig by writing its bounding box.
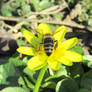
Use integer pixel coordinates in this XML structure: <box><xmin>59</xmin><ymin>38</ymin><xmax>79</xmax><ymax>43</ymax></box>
<box><xmin>0</xmin><ymin>21</ymin><xmax>12</xmax><ymax>29</ymax></box>
<box><xmin>0</xmin><ymin>15</ymin><xmax>92</xmax><ymax>31</ymax></box>
<box><xmin>0</xmin><ymin>4</ymin><xmax>92</xmax><ymax>32</ymax></box>
<box><xmin>24</xmin><ymin>5</ymin><xmax>66</xmax><ymax>17</ymax></box>
<box><xmin>9</xmin><ymin>21</ymin><xmax>25</xmax><ymax>33</ymax></box>
<box><xmin>1</xmin><ymin>15</ymin><xmax>91</xmax><ymax>31</ymax></box>
<box><xmin>0</xmin><ymin>4</ymin><xmax>66</xmax><ymax>21</ymax></box>
<box><xmin>30</xmin><ymin>19</ymin><xmax>85</xmax><ymax>29</ymax></box>
<box><xmin>0</xmin><ymin>31</ymin><xmax>22</xmax><ymax>39</ymax></box>
<box><xmin>0</xmin><ymin>16</ymin><xmax>23</xmax><ymax>21</ymax></box>
<box><xmin>0</xmin><ymin>4</ymin><xmax>68</xmax><ymax>33</ymax></box>
<box><xmin>9</xmin><ymin>15</ymin><xmax>37</xmax><ymax>32</ymax></box>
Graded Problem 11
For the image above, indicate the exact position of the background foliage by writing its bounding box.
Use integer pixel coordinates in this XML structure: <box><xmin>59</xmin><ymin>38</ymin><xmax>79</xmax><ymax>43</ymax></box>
<box><xmin>0</xmin><ymin>0</ymin><xmax>92</xmax><ymax>92</ymax></box>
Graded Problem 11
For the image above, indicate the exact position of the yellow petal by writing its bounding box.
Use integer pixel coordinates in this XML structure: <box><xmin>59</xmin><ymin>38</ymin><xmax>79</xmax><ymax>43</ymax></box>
<box><xmin>52</xmin><ymin>48</ymin><xmax>73</xmax><ymax>66</ymax></box>
<box><xmin>53</xmin><ymin>48</ymin><xmax>65</xmax><ymax>58</ymax></box>
<box><xmin>47</xmin><ymin>56</ymin><xmax>60</xmax><ymax>70</ymax></box>
<box><xmin>27</xmin><ymin>54</ymin><xmax>48</xmax><ymax>71</ymax></box>
<box><xmin>48</xmin><ymin>59</ymin><xmax>60</xmax><ymax>70</ymax></box>
<box><xmin>64</xmin><ymin>50</ymin><xmax>83</xmax><ymax>62</ymax></box>
<box><xmin>22</xmin><ymin>29</ymin><xmax>41</xmax><ymax>47</ymax></box>
<box><xmin>58</xmin><ymin>57</ymin><xmax>73</xmax><ymax>66</ymax></box>
<box><xmin>53</xmin><ymin>25</ymin><xmax>66</xmax><ymax>41</ymax></box>
<box><xmin>17</xmin><ymin>46</ymin><xmax>36</xmax><ymax>55</ymax></box>
<box><xmin>61</xmin><ymin>37</ymin><xmax>78</xmax><ymax>49</ymax></box>
<box><xmin>37</xmin><ymin>23</ymin><xmax>52</xmax><ymax>34</ymax></box>
<box><xmin>37</xmin><ymin>44</ymin><xmax>46</xmax><ymax>54</ymax></box>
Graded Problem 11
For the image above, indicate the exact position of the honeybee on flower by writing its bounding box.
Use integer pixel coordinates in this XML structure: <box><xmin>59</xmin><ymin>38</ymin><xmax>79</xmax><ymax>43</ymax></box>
<box><xmin>17</xmin><ymin>23</ymin><xmax>83</xmax><ymax>71</ymax></box>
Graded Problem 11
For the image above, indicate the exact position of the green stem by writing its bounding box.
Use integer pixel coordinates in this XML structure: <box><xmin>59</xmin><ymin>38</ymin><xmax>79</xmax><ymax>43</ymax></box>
<box><xmin>33</xmin><ymin>64</ymin><xmax>48</xmax><ymax>92</ymax></box>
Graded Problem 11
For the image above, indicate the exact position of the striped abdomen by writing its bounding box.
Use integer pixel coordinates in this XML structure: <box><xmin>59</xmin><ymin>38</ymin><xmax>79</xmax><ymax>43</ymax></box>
<box><xmin>43</xmin><ymin>37</ymin><xmax>54</xmax><ymax>56</ymax></box>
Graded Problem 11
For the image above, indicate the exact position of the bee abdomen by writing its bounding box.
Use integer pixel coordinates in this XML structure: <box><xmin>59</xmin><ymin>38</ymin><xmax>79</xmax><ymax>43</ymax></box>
<box><xmin>44</xmin><ymin>38</ymin><xmax>54</xmax><ymax>56</ymax></box>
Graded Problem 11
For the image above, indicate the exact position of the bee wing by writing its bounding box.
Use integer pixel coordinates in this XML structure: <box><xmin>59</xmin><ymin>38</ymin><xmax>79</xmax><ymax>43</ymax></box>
<box><xmin>53</xmin><ymin>25</ymin><xmax>66</xmax><ymax>41</ymax></box>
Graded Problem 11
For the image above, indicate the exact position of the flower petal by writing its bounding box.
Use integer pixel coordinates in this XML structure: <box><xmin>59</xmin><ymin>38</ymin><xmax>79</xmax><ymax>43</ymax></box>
<box><xmin>46</xmin><ymin>51</ymin><xmax>61</xmax><ymax>70</ymax></box>
<box><xmin>37</xmin><ymin>23</ymin><xmax>52</xmax><ymax>34</ymax></box>
<box><xmin>54</xmin><ymin>25</ymin><xmax>66</xmax><ymax>41</ymax></box>
<box><xmin>27</xmin><ymin>54</ymin><xmax>48</xmax><ymax>71</ymax></box>
<box><xmin>37</xmin><ymin>44</ymin><xmax>46</xmax><ymax>54</ymax></box>
<box><xmin>17</xmin><ymin>46</ymin><xmax>36</xmax><ymax>55</ymax></box>
<box><xmin>47</xmin><ymin>56</ymin><xmax>60</xmax><ymax>70</ymax></box>
<box><xmin>61</xmin><ymin>37</ymin><xmax>78</xmax><ymax>49</ymax></box>
<box><xmin>22</xmin><ymin>29</ymin><xmax>41</xmax><ymax>47</ymax></box>
<box><xmin>58</xmin><ymin>57</ymin><xmax>73</xmax><ymax>66</ymax></box>
<box><xmin>64</xmin><ymin>50</ymin><xmax>83</xmax><ymax>62</ymax></box>
<box><xmin>52</xmin><ymin>48</ymin><xmax>73</xmax><ymax>66</ymax></box>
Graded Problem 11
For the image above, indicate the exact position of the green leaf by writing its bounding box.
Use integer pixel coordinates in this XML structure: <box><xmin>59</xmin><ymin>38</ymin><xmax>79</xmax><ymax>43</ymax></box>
<box><xmin>81</xmin><ymin>69</ymin><xmax>92</xmax><ymax>90</ymax></box>
<box><xmin>0</xmin><ymin>87</ymin><xmax>29</xmax><ymax>92</ymax></box>
<box><xmin>1</xmin><ymin>5</ymin><xmax>13</xmax><ymax>16</ymax></box>
<box><xmin>31</xmin><ymin>0</ymin><xmax>54</xmax><ymax>12</ymax></box>
<box><xmin>18</xmin><ymin>76</ymin><xmax>27</xmax><ymax>89</ymax></box>
<box><xmin>24</xmin><ymin>76</ymin><xmax>34</xmax><ymax>90</ymax></box>
<box><xmin>41</xmin><ymin>81</ymin><xmax>56</xmax><ymax>89</ymax></box>
<box><xmin>9</xmin><ymin>56</ymin><xmax>27</xmax><ymax>67</ymax></box>
<box><xmin>45</xmin><ymin>65</ymin><xmax>68</xmax><ymax>82</ymax></box>
<box><xmin>23</xmin><ymin>67</ymin><xmax>36</xmax><ymax>83</ymax></box>
<box><xmin>70</xmin><ymin>46</ymin><xmax>84</xmax><ymax>55</ymax></box>
<box><xmin>56</xmin><ymin>78</ymin><xmax>79</xmax><ymax>92</ymax></box>
<box><xmin>83</xmin><ymin>55</ymin><xmax>92</xmax><ymax>68</ymax></box>
<box><xmin>39</xmin><ymin>0</ymin><xmax>54</xmax><ymax>10</ymax></box>
<box><xmin>0</xmin><ymin>58</ymin><xmax>8</xmax><ymax>65</ymax></box>
<box><xmin>15</xmin><ymin>0</ymin><xmax>26</xmax><ymax>7</ymax></box>
<box><xmin>23</xmin><ymin>67</ymin><xmax>50</xmax><ymax>89</ymax></box>
<box><xmin>18</xmin><ymin>76</ymin><xmax>34</xmax><ymax>91</ymax></box>
<box><xmin>83</xmin><ymin>55</ymin><xmax>92</xmax><ymax>61</ymax></box>
<box><xmin>16</xmin><ymin>40</ymin><xmax>27</xmax><ymax>47</ymax></box>
<box><xmin>21</xmin><ymin>4</ymin><xmax>31</xmax><ymax>15</ymax></box>
<box><xmin>31</xmin><ymin>0</ymin><xmax>40</xmax><ymax>11</ymax></box>
<box><xmin>0</xmin><ymin>55</ymin><xmax>26</xmax><ymax>87</ymax></box>
<box><xmin>55</xmin><ymin>65</ymin><xmax>69</xmax><ymax>77</ymax></box>
<box><xmin>0</xmin><ymin>60</ymin><xmax>17</xmax><ymax>85</ymax></box>
<box><xmin>66</xmin><ymin>63</ymin><xmax>84</xmax><ymax>84</ymax></box>
<box><xmin>78</xmin><ymin>88</ymin><xmax>90</xmax><ymax>92</ymax></box>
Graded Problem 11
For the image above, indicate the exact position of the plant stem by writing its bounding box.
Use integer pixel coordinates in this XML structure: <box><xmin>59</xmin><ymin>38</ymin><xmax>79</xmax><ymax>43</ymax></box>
<box><xmin>33</xmin><ymin>64</ymin><xmax>48</xmax><ymax>92</ymax></box>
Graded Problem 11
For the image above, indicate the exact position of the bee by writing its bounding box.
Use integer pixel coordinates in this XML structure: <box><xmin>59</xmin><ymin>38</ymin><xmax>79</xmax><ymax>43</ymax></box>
<box><xmin>34</xmin><ymin>24</ymin><xmax>64</xmax><ymax>56</ymax></box>
<box><xmin>34</xmin><ymin>31</ymin><xmax>58</xmax><ymax>56</ymax></box>
<box><xmin>42</xmin><ymin>34</ymin><xmax>57</xmax><ymax>56</ymax></box>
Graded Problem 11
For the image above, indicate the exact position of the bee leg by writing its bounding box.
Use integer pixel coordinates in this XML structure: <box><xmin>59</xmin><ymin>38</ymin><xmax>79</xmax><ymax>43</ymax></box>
<box><xmin>36</xmin><ymin>43</ymin><xmax>43</xmax><ymax>55</ymax></box>
<box><xmin>38</xmin><ymin>43</ymin><xmax>43</xmax><ymax>51</ymax></box>
<box><xmin>54</xmin><ymin>40</ymin><xmax>58</xmax><ymax>50</ymax></box>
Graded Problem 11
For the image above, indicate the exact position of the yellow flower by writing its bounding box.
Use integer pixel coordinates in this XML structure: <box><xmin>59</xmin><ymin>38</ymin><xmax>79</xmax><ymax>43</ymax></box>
<box><xmin>17</xmin><ymin>23</ymin><xmax>83</xmax><ymax>71</ymax></box>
